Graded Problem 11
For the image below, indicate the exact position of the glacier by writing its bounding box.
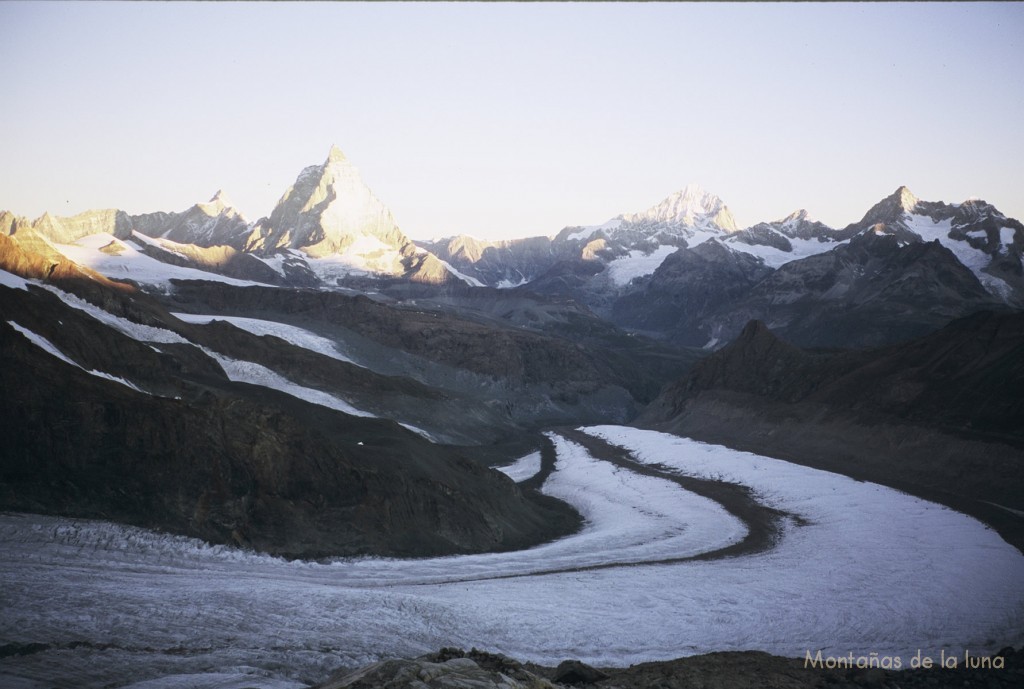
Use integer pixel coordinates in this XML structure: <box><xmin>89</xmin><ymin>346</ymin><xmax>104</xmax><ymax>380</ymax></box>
<box><xmin>2</xmin><ymin>426</ymin><xmax>1021</xmax><ymax>689</ymax></box>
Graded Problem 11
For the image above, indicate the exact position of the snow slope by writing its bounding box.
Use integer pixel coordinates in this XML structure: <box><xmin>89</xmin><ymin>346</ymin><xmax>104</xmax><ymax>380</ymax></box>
<box><xmin>1</xmin><ymin>427</ymin><xmax>1021</xmax><ymax>689</ymax></box>
<box><xmin>903</xmin><ymin>213</ymin><xmax>1013</xmax><ymax>298</ymax></box>
<box><xmin>52</xmin><ymin>233</ymin><xmax>274</xmax><ymax>290</ymax></box>
<box><xmin>5</xmin><ymin>320</ymin><xmax>146</xmax><ymax>392</ymax></box>
<box><xmin>605</xmin><ymin>244</ymin><xmax>679</xmax><ymax>286</ymax></box>
<box><xmin>724</xmin><ymin>235</ymin><xmax>837</xmax><ymax>268</ymax></box>
<box><xmin>171</xmin><ymin>313</ymin><xmax>361</xmax><ymax>366</ymax></box>
<box><xmin>496</xmin><ymin>451</ymin><xmax>542</xmax><ymax>483</ymax></box>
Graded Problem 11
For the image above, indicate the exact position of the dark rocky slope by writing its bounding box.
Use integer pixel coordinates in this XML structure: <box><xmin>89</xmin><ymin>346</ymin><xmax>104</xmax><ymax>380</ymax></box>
<box><xmin>640</xmin><ymin>313</ymin><xmax>1024</xmax><ymax>551</ymax></box>
<box><xmin>0</xmin><ymin>325</ymin><xmax>580</xmax><ymax>559</ymax></box>
<box><xmin>165</xmin><ymin>281</ymin><xmax>696</xmax><ymax>429</ymax></box>
<box><xmin>0</xmin><ymin>273</ymin><xmax>580</xmax><ymax>559</ymax></box>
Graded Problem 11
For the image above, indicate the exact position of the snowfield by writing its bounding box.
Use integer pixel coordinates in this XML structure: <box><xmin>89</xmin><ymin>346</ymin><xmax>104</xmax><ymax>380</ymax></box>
<box><xmin>2</xmin><ymin>427</ymin><xmax>1022</xmax><ymax>689</ymax></box>
<box><xmin>171</xmin><ymin>313</ymin><xmax>362</xmax><ymax>367</ymax></box>
<box><xmin>53</xmin><ymin>233</ymin><xmax>275</xmax><ymax>290</ymax></box>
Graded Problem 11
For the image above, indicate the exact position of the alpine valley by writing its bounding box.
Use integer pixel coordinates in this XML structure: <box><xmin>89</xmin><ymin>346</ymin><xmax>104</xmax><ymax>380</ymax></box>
<box><xmin>1</xmin><ymin>146</ymin><xmax>1022</xmax><ymax>689</ymax></box>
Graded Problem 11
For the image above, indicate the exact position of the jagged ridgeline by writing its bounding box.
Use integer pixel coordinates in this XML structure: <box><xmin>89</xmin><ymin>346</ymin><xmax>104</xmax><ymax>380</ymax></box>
<box><xmin>2</xmin><ymin>145</ymin><xmax>1023</xmax><ymax>559</ymax></box>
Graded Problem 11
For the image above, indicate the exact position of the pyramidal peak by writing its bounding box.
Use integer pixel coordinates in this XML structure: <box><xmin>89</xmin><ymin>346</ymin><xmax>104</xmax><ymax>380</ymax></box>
<box><xmin>894</xmin><ymin>185</ymin><xmax>920</xmax><ymax>212</ymax></box>
<box><xmin>196</xmin><ymin>189</ymin><xmax>239</xmax><ymax>217</ymax></box>
<box><xmin>326</xmin><ymin>144</ymin><xmax>348</xmax><ymax>165</ymax></box>
<box><xmin>780</xmin><ymin>209</ymin><xmax>814</xmax><ymax>224</ymax></box>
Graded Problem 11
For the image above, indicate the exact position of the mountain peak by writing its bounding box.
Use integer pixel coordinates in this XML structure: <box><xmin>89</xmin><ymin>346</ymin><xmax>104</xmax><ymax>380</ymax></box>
<box><xmin>207</xmin><ymin>189</ymin><xmax>233</xmax><ymax>208</ymax></box>
<box><xmin>855</xmin><ymin>186</ymin><xmax>923</xmax><ymax>228</ymax></box>
<box><xmin>781</xmin><ymin>209</ymin><xmax>813</xmax><ymax>224</ymax></box>
<box><xmin>623</xmin><ymin>183</ymin><xmax>738</xmax><ymax>232</ymax></box>
<box><xmin>195</xmin><ymin>189</ymin><xmax>237</xmax><ymax>218</ymax></box>
<box><xmin>326</xmin><ymin>144</ymin><xmax>347</xmax><ymax>165</ymax></box>
<box><xmin>893</xmin><ymin>185</ymin><xmax>919</xmax><ymax>211</ymax></box>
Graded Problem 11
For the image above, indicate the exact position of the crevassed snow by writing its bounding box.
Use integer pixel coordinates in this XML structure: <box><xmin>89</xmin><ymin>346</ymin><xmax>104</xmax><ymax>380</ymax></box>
<box><xmin>6</xmin><ymin>320</ymin><xmax>145</xmax><ymax>393</ymax></box>
<box><xmin>52</xmin><ymin>232</ymin><xmax>274</xmax><ymax>290</ymax></box>
<box><xmin>171</xmin><ymin>313</ymin><xmax>360</xmax><ymax>366</ymax></box>
<box><xmin>605</xmin><ymin>244</ymin><xmax>678</xmax><ymax>286</ymax></box>
<box><xmin>496</xmin><ymin>451</ymin><xmax>542</xmax><ymax>483</ymax></box>
<box><xmin>2</xmin><ymin>426</ymin><xmax>1021</xmax><ymax>689</ymax></box>
<box><xmin>0</xmin><ymin>268</ymin><xmax>30</xmax><ymax>290</ymax></box>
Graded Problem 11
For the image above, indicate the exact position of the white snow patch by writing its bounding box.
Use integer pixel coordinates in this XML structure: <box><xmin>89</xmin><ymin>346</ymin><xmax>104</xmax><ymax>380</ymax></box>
<box><xmin>0</xmin><ymin>268</ymin><xmax>30</xmax><ymax>290</ymax></box>
<box><xmin>496</xmin><ymin>451</ymin><xmax>542</xmax><ymax>483</ymax></box>
<box><xmin>52</xmin><ymin>232</ymin><xmax>274</xmax><ymax>290</ymax></box>
<box><xmin>605</xmin><ymin>244</ymin><xmax>678</xmax><ymax>286</ymax></box>
<box><xmin>904</xmin><ymin>214</ymin><xmax>985</xmax><ymax>271</ymax></box>
<box><xmin>904</xmin><ymin>214</ymin><xmax>1017</xmax><ymax>300</ymax></box>
<box><xmin>437</xmin><ymin>259</ymin><xmax>484</xmax><ymax>287</ymax></box>
<box><xmin>6</xmin><ymin>320</ymin><xmax>146</xmax><ymax>393</ymax></box>
<box><xmin>724</xmin><ymin>235</ymin><xmax>837</xmax><ymax>268</ymax></box>
<box><xmin>172</xmin><ymin>313</ymin><xmax>360</xmax><ymax>366</ymax></box>
<box><xmin>206</xmin><ymin>351</ymin><xmax>374</xmax><ymax>419</ymax></box>
<box><xmin>38</xmin><ymin>284</ymin><xmax>189</xmax><ymax>344</ymax></box>
<box><xmin>496</xmin><ymin>275</ymin><xmax>529</xmax><ymax>289</ymax></box>
<box><xmin>303</xmin><ymin>235</ymin><xmax>407</xmax><ymax>282</ymax></box>
<box><xmin>396</xmin><ymin>422</ymin><xmax>441</xmax><ymax>442</ymax></box>
<box><xmin>1000</xmin><ymin>226</ymin><xmax>1017</xmax><ymax>250</ymax></box>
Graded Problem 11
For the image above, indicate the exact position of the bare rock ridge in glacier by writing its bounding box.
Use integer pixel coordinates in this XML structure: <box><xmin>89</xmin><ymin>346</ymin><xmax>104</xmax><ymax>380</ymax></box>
<box><xmin>640</xmin><ymin>313</ymin><xmax>1024</xmax><ymax>551</ymax></box>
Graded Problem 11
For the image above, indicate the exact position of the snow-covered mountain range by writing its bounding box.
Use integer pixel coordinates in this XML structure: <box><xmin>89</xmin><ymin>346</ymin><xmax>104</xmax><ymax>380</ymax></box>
<box><xmin>3</xmin><ymin>145</ymin><xmax>1024</xmax><ymax>689</ymax></box>
<box><xmin>4</xmin><ymin>145</ymin><xmax>1021</xmax><ymax>350</ymax></box>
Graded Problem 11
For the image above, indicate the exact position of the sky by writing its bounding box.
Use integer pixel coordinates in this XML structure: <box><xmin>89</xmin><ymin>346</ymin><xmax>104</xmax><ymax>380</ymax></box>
<box><xmin>1</xmin><ymin>2</ymin><xmax>1022</xmax><ymax>241</ymax></box>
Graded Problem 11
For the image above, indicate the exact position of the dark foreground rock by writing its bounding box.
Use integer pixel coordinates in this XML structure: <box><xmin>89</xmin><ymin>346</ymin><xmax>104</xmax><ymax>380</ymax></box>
<box><xmin>316</xmin><ymin>646</ymin><xmax>1024</xmax><ymax>689</ymax></box>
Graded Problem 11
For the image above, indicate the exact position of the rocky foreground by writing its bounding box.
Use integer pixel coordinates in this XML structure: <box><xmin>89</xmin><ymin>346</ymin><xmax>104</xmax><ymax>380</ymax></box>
<box><xmin>318</xmin><ymin>646</ymin><xmax>1023</xmax><ymax>689</ymax></box>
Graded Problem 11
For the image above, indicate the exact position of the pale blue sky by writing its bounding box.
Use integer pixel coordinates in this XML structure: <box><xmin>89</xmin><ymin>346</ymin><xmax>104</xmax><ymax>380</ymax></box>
<box><xmin>2</xmin><ymin>2</ymin><xmax>1021</xmax><ymax>240</ymax></box>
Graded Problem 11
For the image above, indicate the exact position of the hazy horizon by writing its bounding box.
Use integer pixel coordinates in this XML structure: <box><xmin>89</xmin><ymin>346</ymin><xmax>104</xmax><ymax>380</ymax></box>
<box><xmin>2</xmin><ymin>1</ymin><xmax>1021</xmax><ymax>240</ymax></box>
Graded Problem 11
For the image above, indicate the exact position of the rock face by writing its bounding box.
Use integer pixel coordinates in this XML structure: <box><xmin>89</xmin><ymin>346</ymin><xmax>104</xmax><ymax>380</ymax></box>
<box><xmin>611</xmin><ymin>240</ymin><xmax>774</xmax><ymax>346</ymax></box>
<box><xmin>702</xmin><ymin>230</ymin><xmax>1003</xmax><ymax>348</ymax></box>
<box><xmin>31</xmin><ymin>208</ymin><xmax>132</xmax><ymax>244</ymax></box>
<box><xmin>244</xmin><ymin>145</ymin><xmax>456</xmax><ymax>284</ymax></box>
<box><xmin>131</xmin><ymin>190</ymin><xmax>251</xmax><ymax>248</ymax></box>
